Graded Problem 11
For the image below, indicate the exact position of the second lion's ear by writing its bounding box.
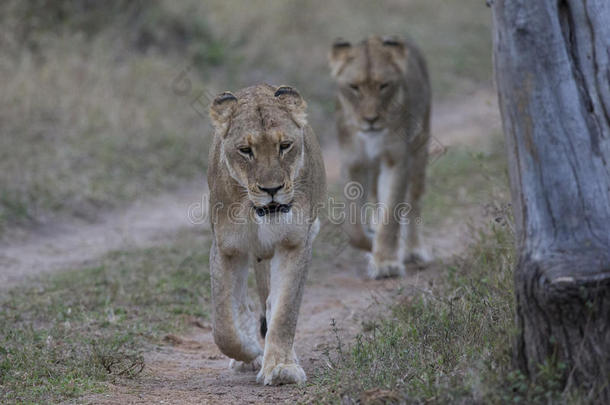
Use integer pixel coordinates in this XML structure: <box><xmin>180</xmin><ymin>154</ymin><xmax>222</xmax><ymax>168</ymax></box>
<box><xmin>382</xmin><ymin>36</ymin><xmax>408</xmax><ymax>74</ymax></box>
<box><xmin>209</xmin><ymin>91</ymin><xmax>237</xmax><ymax>135</ymax></box>
<box><xmin>274</xmin><ymin>85</ymin><xmax>308</xmax><ymax>128</ymax></box>
<box><xmin>328</xmin><ymin>38</ymin><xmax>352</xmax><ymax>77</ymax></box>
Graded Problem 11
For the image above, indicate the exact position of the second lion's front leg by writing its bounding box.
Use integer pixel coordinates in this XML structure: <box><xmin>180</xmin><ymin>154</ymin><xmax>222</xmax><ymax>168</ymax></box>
<box><xmin>256</xmin><ymin>241</ymin><xmax>312</xmax><ymax>385</ymax></box>
<box><xmin>369</xmin><ymin>160</ymin><xmax>408</xmax><ymax>279</ymax></box>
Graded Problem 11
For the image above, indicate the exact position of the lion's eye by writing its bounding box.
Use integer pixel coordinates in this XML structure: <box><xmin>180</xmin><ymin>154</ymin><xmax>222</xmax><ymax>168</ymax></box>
<box><xmin>279</xmin><ymin>142</ymin><xmax>292</xmax><ymax>152</ymax></box>
<box><xmin>238</xmin><ymin>147</ymin><xmax>253</xmax><ymax>156</ymax></box>
<box><xmin>380</xmin><ymin>82</ymin><xmax>390</xmax><ymax>91</ymax></box>
<box><xmin>349</xmin><ymin>83</ymin><xmax>359</xmax><ymax>92</ymax></box>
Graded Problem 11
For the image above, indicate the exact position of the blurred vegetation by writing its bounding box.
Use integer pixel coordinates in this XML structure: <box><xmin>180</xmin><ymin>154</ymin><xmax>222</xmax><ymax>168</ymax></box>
<box><xmin>0</xmin><ymin>228</ymin><xmax>211</xmax><ymax>403</ymax></box>
<box><xmin>0</xmin><ymin>1</ymin><xmax>222</xmax><ymax>230</ymax></box>
<box><xmin>0</xmin><ymin>0</ymin><xmax>492</xmax><ymax>232</ymax></box>
<box><xmin>423</xmin><ymin>134</ymin><xmax>509</xmax><ymax>227</ymax></box>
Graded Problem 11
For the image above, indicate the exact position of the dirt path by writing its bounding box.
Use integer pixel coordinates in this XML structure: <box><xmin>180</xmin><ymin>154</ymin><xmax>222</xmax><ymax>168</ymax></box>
<box><xmin>85</xmin><ymin>256</ymin><xmax>446</xmax><ymax>404</ymax></box>
<box><xmin>0</xmin><ymin>186</ymin><xmax>206</xmax><ymax>287</ymax></box>
<box><xmin>0</xmin><ymin>89</ymin><xmax>500</xmax><ymax>404</ymax></box>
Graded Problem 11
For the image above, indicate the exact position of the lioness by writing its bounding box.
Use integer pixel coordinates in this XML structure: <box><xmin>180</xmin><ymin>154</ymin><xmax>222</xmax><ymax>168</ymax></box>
<box><xmin>329</xmin><ymin>35</ymin><xmax>432</xmax><ymax>279</ymax></box>
<box><xmin>207</xmin><ymin>84</ymin><xmax>325</xmax><ymax>385</ymax></box>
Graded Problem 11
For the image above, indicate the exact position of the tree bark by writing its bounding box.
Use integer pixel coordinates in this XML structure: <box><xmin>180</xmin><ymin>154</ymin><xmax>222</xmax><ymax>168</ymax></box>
<box><xmin>491</xmin><ymin>0</ymin><xmax>610</xmax><ymax>398</ymax></box>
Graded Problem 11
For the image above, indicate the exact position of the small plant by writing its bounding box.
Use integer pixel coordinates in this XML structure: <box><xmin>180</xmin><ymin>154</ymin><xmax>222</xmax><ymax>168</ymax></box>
<box><xmin>91</xmin><ymin>334</ymin><xmax>145</xmax><ymax>379</ymax></box>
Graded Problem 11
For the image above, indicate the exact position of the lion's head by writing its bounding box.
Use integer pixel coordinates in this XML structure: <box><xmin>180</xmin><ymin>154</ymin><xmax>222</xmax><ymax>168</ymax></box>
<box><xmin>209</xmin><ymin>84</ymin><xmax>308</xmax><ymax>215</ymax></box>
<box><xmin>328</xmin><ymin>35</ymin><xmax>408</xmax><ymax>133</ymax></box>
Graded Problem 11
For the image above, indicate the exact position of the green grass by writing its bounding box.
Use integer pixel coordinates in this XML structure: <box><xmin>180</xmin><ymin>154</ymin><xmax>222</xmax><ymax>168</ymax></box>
<box><xmin>0</xmin><ymin>229</ymin><xmax>211</xmax><ymax>404</ymax></box>
<box><xmin>310</xmin><ymin>223</ymin><xmax>589</xmax><ymax>404</ymax></box>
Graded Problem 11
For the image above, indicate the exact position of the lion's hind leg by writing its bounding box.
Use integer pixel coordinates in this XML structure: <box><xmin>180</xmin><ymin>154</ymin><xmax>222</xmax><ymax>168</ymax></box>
<box><xmin>254</xmin><ymin>257</ymin><xmax>270</xmax><ymax>338</ymax></box>
<box><xmin>229</xmin><ymin>290</ymin><xmax>264</xmax><ymax>372</ymax></box>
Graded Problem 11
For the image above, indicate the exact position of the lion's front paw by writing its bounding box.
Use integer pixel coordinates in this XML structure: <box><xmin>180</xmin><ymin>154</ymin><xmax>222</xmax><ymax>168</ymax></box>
<box><xmin>367</xmin><ymin>254</ymin><xmax>405</xmax><ymax>279</ymax></box>
<box><xmin>256</xmin><ymin>362</ymin><xmax>306</xmax><ymax>386</ymax></box>
<box><xmin>229</xmin><ymin>355</ymin><xmax>262</xmax><ymax>373</ymax></box>
<box><xmin>405</xmin><ymin>246</ymin><xmax>433</xmax><ymax>265</ymax></box>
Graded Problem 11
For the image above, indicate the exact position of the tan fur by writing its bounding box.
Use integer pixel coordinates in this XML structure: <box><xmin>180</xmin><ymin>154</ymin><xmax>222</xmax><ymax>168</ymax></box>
<box><xmin>207</xmin><ymin>84</ymin><xmax>326</xmax><ymax>385</ymax></box>
<box><xmin>329</xmin><ymin>35</ymin><xmax>432</xmax><ymax>278</ymax></box>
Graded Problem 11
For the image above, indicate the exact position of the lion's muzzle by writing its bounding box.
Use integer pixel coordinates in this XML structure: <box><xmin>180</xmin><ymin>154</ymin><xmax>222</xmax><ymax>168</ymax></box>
<box><xmin>254</xmin><ymin>202</ymin><xmax>292</xmax><ymax>217</ymax></box>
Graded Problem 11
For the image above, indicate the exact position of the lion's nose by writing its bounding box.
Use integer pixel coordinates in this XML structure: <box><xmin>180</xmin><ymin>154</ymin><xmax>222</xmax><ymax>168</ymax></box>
<box><xmin>258</xmin><ymin>184</ymin><xmax>284</xmax><ymax>197</ymax></box>
<box><xmin>364</xmin><ymin>115</ymin><xmax>379</xmax><ymax>125</ymax></box>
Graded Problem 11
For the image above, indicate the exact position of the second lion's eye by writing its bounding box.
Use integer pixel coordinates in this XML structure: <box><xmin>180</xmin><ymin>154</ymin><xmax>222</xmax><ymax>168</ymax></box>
<box><xmin>380</xmin><ymin>82</ymin><xmax>390</xmax><ymax>91</ymax></box>
<box><xmin>349</xmin><ymin>83</ymin><xmax>359</xmax><ymax>92</ymax></box>
<box><xmin>279</xmin><ymin>142</ymin><xmax>292</xmax><ymax>152</ymax></box>
<box><xmin>239</xmin><ymin>146</ymin><xmax>253</xmax><ymax>156</ymax></box>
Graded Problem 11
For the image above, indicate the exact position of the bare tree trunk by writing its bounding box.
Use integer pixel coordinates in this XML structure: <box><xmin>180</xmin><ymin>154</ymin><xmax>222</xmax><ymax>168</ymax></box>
<box><xmin>491</xmin><ymin>0</ymin><xmax>610</xmax><ymax>399</ymax></box>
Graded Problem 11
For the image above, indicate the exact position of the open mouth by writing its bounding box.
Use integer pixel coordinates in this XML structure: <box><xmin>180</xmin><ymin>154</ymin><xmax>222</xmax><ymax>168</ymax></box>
<box><xmin>254</xmin><ymin>202</ymin><xmax>292</xmax><ymax>217</ymax></box>
<box><xmin>364</xmin><ymin>127</ymin><xmax>384</xmax><ymax>133</ymax></box>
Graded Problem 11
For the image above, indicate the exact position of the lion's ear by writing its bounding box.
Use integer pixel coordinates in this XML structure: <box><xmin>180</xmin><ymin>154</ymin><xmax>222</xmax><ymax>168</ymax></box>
<box><xmin>382</xmin><ymin>36</ymin><xmax>408</xmax><ymax>74</ymax></box>
<box><xmin>328</xmin><ymin>38</ymin><xmax>352</xmax><ymax>77</ymax></box>
<box><xmin>209</xmin><ymin>91</ymin><xmax>237</xmax><ymax>135</ymax></box>
<box><xmin>274</xmin><ymin>85</ymin><xmax>308</xmax><ymax>128</ymax></box>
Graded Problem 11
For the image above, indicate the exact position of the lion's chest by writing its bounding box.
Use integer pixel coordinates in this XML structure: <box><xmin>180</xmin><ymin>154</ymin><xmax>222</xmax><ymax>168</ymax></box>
<box><xmin>252</xmin><ymin>212</ymin><xmax>303</xmax><ymax>255</ymax></box>
<box><xmin>356</xmin><ymin>130</ymin><xmax>388</xmax><ymax>161</ymax></box>
<box><xmin>214</xmin><ymin>209</ymin><xmax>312</xmax><ymax>259</ymax></box>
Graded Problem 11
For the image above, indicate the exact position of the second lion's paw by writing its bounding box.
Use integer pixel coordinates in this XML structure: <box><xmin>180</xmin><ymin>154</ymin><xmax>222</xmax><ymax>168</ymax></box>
<box><xmin>367</xmin><ymin>255</ymin><xmax>406</xmax><ymax>279</ymax></box>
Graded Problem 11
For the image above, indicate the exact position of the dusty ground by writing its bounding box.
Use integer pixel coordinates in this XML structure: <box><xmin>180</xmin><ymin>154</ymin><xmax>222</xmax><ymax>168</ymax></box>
<box><xmin>0</xmin><ymin>187</ymin><xmax>204</xmax><ymax>287</ymax></box>
<box><xmin>0</xmin><ymin>89</ymin><xmax>501</xmax><ymax>404</ymax></box>
<box><xmin>81</xmin><ymin>263</ymin><xmax>443</xmax><ymax>404</ymax></box>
